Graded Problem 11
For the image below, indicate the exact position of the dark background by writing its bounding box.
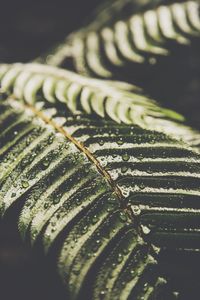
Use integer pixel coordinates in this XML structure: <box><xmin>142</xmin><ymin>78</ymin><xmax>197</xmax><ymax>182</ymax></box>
<box><xmin>0</xmin><ymin>0</ymin><xmax>101</xmax><ymax>62</ymax></box>
<box><xmin>0</xmin><ymin>1</ymin><xmax>200</xmax><ymax>300</ymax></box>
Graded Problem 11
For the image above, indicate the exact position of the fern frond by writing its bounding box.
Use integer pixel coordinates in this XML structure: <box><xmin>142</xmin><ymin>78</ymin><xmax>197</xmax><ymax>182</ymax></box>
<box><xmin>0</xmin><ymin>96</ymin><xmax>200</xmax><ymax>248</ymax></box>
<box><xmin>1</xmin><ymin>62</ymin><xmax>200</xmax><ymax>149</ymax></box>
<box><xmin>42</xmin><ymin>1</ymin><xmax>200</xmax><ymax>78</ymax></box>
<box><xmin>0</xmin><ymin>98</ymin><xmax>189</xmax><ymax>299</ymax></box>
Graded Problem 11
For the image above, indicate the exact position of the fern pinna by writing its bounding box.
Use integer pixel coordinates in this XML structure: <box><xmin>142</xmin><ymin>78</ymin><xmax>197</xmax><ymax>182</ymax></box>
<box><xmin>1</xmin><ymin>63</ymin><xmax>200</xmax><ymax>149</ymax></box>
<box><xmin>41</xmin><ymin>1</ymin><xmax>200</xmax><ymax>79</ymax></box>
<box><xmin>1</xmin><ymin>85</ymin><xmax>200</xmax><ymax>299</ymax></box>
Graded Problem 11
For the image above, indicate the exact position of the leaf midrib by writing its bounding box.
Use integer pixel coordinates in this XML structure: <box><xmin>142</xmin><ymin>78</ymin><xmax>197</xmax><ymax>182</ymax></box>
<box><xmin>21</xmin><ymin>100</ymin><xmax>125</xmax><ymax>203</ymax></box>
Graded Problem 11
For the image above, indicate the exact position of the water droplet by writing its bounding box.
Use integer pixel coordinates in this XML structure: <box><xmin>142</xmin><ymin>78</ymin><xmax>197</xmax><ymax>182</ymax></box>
<box><xmin>141</xmin><ymin>225</ymin><xmax>151</xmax><ymax>235</ymax></box>
<box><xmin>56</xmin><ymin>213</ymin><xmax>61</xmax><ymax>219</ymax></box>
<box><xmin>100</xmin><ymin>290</ymin><xmax>105</xmax><ymax>295</ymax></box>
<box><xmin>122</xmin><ymin>154</ymin><xmax>130</xmax><ymax>161</ymax></box>
<box><xmin>112</xmin><ymin>262</ymin><xmax>116</xmax><ymax>267</ymax></box>
<box><xmin>44</xmin><ymin>203</ymin><xmax>49</xmax><ymax>209</ymax></box>
<box><xmin>117</xmin><ymin>253</ymin><xmax>123</xmax><ymax>263</ymax></box>
<box><xmin>106</xmin><ymin>206</ymin><xmax>113</xmax><ymax>212</ymax></box>
<box><xmin>108</xmin><ymin>197</ymin><xmax>116</xmax><ymax>203</ymax></box>
<box><xmin>48</xmin><ymin>135</ymin><xmax>54</xmax><ymax>144</ymax></box>
<box><xmin>139</xmin><ymin>183</ymin><xmax>145</xmax><ymax>190</ymax></box>
<box><xmin>53</xmin><ymin>197</ymin><xmax>60</xmax><ymax>205</ymax></box>
<box><xmin>99</xmin><ymin>140</ymin><xmax>104</xmax><ymax>146</ymax></box>
<box><xmin>25</xmin><ymin>200</ymin><xmax>32</xmax><ymax>207</ymax></box>
<box><xmin>146</xmin><ymin>168</ymin><xmax>152</xmax><ymax>174</ymax></box>
<box><xmin>121</xmin><ymin>166</ymin><xmax>128</xmax><ymax>174</ymax></box>
<box><xmin>81</xmin><ymin>226</ymin><xmax>88</xmax><ymax>234</ymax></box>
<box><xmin>122</xmin><ymin>248</ymin><xmax>129</xmax><ymax>255</ymax></box>
<box><xmin>92</xmin><ymin>246</ymin><xmax>99</xmax><ymax>255</ymax></box>
<box><xmin>120</xmin><ymin>186</ymin><xmax>130</xmax><ymax>198</ymax></box>
<box><xmin>92</xmin><ymin>215</ymin><xmax>99</xmax><ymax>224</ymax></box>
<box><xmin>99</xmin><ymin>157</ymin><xmax>107</xmax><ymax>167</ymax></box>
<box><xmin>117</xmin><ymin>138</ymin><xmax>124</xmax><ymax>145</ymax></box>
<box><xmin>119</xmin><ymin>212</ymin><xmax>128</xmax><ymax>222</ymax></box>
<box><xmin>21</xmin><ymin>180</ymin><xmax>29</xmax><ymax>189</ymax></box>
<box><xmin>76</xmin><ymin>197</ymin><xmax>82</xmax><ymax>205</ymax></box>
<box><xmin>86</xmin><ymin>253</ymin><xmax>92</xmax><ymax>258</ymax></box>
<box><xmin>136</xmin><ymin>152</ymin><xmax>143</xmax><ymax>160</ymax></box>
<box><xmin>110</xmin><ymin>169</ymin><xmax>119</xmax><ymax>180</ymax></box>
<box><xmin>131</xmin><ymin>205</ymin><xmax>141</xmax><ymax>216</ymax></box>
<box><xmin>42</xmin><ymin>158</ymin><xmax>50</xmax><ymax>169</ymax></box>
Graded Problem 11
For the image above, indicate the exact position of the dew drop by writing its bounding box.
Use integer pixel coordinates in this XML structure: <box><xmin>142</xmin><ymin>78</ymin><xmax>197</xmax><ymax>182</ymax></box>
<box><xmin>108</xmin><ymin>197</ymin><xmax>116</xmax><ymax>203</ymax></box>
<box><xmin>81</xmin><ymin>226</ymin><xmax>88</xmax><ymax>234</ymax></box>
<box><xmin>100</xmin><ymin>290</ymin><xmax>105</xmax><ymax>295</ymax></box>
<box><xmin>99</xmin><ymin>140</ymin><xmax>104</xmax><ymax>146</ymax></box>
<box><xmin>131</xmin><ymin>205</ymin><xmax>141</xmax><ymax>216</ymax></box>
<box><xmin>122</xmin><ymin>154</ymin><xmax>130</xmax><ymax>161</ymax></box>
<box><xmin>25</xmin><ymin>200</ymin><xmax>32</xmax><ymax>207</ymax></box>
<box><xmin>122</xmin><ymin>248</ymin><xmax>129</xmax><ymax>255</ymax></box>
<box><xmin>21</xmin><ymin>180</ymin><xmax>29</xmax><ymax>189</ymax></box>
<box><xmin>119</xmin><ymin>212</ymin><xmax>128</xmax><ymax>222</ymax></box>
<box><xmin>86</xmin><ymin>253</ymin><xmax>92</xmax><ymax>258</ymax></box>
<box><xmin>99</xmin><ymin>157</ymin><xmax>107</xmax><ymax>167</ymax></box>
<box><xmin>120</xmin><ymin>187</ymin><xmax>130</xmax><ymax>198</ymax></box>
<box><xmin>92</xmin><ymin>215</ymin><xmax>99</xmax><ymax>224</ymax></box>
<box><xmin>139</xmin><ymin>182</ymin><xmax>145</xmax><ymax>190</ymax></box>
<box><xmin>76</xmin><ymin>197</ymin><xmax>82</xmax><ymax>205</ymax></box>
<box><xmin>42</xmin><ymin>158</ymin><xmax>50</xmax><ymax>169</ymax></box>
<box><xmin>121</xmin><ymin>166</ymin><xmax>128</xmax><ymax>174</ymax></box>
<box><xmin>117</xmin><ymin>138</ymin><xmax>124</xmax><ymax>145</ymax></box>
<box><xmin>112</xmin><ymin>262</ymin><xmax>116</xmax><ymax>267</ymax></box>
<box><xmin>110</xmin><ymin>169</ymin><xmax>119</xmax><ymax>180</ymax></box>
<box><xmin>141</xmin><ymin>225</ymin><xmax>151</xmax><ymax>235</ymax></box>
<box><xmin>53</xmin><ymin>197</ymin><xmax>60</xmax><ymax>205</ymax></box>
<box><xmin>44</xmin><ymin>203</ymin><xmax>49</xmax><ymax>209</ymax></box>
<box><xmin>13</xmin><ymin>182</ymin><xmax>17</xmax><ymax>188</ymax></box>
<box><xmin>117</xmin><ymin>253</ymin><xmax>123</xmax><ymax>263</ymax></box>
<box><xmin>106</xmin><ymin>206</ymin><xmax>113</xmax><ymax>212</ymax></box>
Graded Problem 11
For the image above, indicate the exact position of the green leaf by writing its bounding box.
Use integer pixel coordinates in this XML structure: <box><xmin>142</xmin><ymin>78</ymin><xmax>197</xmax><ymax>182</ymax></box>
<box><xmin>1</xmin><ymin>62</ymin><xmax>200</xmax><ymax>149</ymax></box>
<box><xmin>41</xmin><ymin>1</ymin><xmax>200</xmax><ymax>78</ymax></box>
<box><xmin>0</xmin><ymin>96</ymin><xmax>199</xmax><ymax>299</ymax></box>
